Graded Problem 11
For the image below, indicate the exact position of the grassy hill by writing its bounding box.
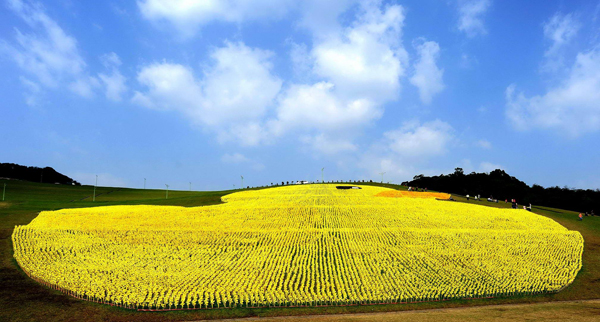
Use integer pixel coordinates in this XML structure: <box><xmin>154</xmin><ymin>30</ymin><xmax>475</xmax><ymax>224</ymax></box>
<box><xmin>0</xmin><ymin>179</ymin><xmax>598</xmax><ymax>321</ymax></box>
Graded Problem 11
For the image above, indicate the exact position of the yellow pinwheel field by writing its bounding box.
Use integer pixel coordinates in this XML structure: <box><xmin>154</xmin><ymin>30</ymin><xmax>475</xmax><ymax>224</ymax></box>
<box><xmin>12</xmin><ymin>184</ymin><xmax>583</xmax><ymax>310</ymax></box>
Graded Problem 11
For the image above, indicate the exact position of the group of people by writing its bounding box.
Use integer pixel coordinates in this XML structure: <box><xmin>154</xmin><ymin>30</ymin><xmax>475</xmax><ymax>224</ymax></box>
<box><xmin>407</xmin><ymin>187</ymin><xmax>427</xmax><ymax>192</ymax></box>
<box><xmin>578</xmin><ymin>210</ymin><xmax>596</xmax><ymax>221</ymax></box>
<box><xmin>465</xmin><ymin>194</ymin><xmax>500</xmax><ymax>203</ymax></box>
<box><xmin>465</xmin><ymin>194</ymin><xmax>479</xmax><ymax>201</ymax></box>
<box><xmin>460</xmin><ymin>193</ymin><xmax>596</xmax><ymax>220</ymax></box>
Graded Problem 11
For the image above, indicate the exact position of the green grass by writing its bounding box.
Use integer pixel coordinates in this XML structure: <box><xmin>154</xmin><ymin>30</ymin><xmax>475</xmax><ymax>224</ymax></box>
<box><xmin>216</xmin><ymin>300</ymin><xmax>600</xmax><ymax>322</ymax></box>
<box><xmin>0</xmin><ymin>179</ymin><xmax>598</xmax><ymax>322</ymax></box>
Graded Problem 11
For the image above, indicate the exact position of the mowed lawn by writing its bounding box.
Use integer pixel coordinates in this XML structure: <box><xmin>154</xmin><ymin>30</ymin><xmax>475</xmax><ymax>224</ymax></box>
<box><xmin>0</xmin><ymin>179</ymin><xmax>598</xmax><ymax>322</ymax></box>
<box><xmin>205</xmin><ymin>300</ymin><xmax>600</xmax><ymax>322</ymax></box>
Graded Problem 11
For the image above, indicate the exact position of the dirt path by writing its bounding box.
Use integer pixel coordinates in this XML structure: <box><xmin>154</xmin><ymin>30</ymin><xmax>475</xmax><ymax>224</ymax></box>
<box><xmin>195</xmin><ymin>299</ymin><xmax>600</xmax><ymax>322</ymax></box>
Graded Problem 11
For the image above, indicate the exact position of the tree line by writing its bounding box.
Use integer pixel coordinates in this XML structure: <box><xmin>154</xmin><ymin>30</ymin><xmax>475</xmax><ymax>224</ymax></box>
<box><xmin>0</xmin><ymin>163</ymin><xmax>80</xmax><ymax>186</ymax></box>
<box><xmin>403</xmin><ymin>168</ymin><xmax>598</xmax><ymax>214</ymax></box>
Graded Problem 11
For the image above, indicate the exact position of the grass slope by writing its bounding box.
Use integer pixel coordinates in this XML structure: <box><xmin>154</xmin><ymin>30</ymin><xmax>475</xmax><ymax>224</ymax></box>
<box><xmin>0</xmin><ymin>179</ymin><xmax>598</xmax><ymax>322</ymax></box>
<box><xmin>206</xmin><ymin>300</ymin><xmax>600</xmax><ymax>322</ymax></box>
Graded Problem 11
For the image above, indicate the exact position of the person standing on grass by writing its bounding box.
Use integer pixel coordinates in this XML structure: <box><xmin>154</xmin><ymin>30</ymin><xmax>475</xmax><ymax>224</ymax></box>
<box><xmin>579</xmin><ymin>213</ymin><xmax>583</xmax><ymax>221</ymax></box>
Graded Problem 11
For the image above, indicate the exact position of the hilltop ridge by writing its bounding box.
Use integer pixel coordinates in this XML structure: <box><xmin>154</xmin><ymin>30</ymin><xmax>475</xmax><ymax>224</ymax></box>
<box><xmin>0</xmin><ymin>163</ymin><xmax>80</xmax><ymax>186</ymax></box>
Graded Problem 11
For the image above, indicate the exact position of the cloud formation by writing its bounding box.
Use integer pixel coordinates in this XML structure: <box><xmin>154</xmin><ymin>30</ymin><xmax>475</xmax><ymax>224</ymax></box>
<box><xmin>269</xmin><ymin>82</ymin><xmax>380</xmax><ymax>136</ymax></box>
<box><xmin>410</xmin><ymin>39</ymin><xmax>444</xmax><ymax>104</ymax></box>
<box><xmin>359</xmin><ymin>120</ymin><xmax>455</xmax><ymax>183</ymax></box>
<box><xmin>137</xmin><ymin>0</ymin><xmax>295</xmax><ymax>37</ymax></box>
<box><xmin>221</xmin><ymin>153</ymin><xmax>249</xmax><ymax>163</ymax></box>
<box><xmin>137</xmin><ymin>0</ymin><xmax>363</xmax><ymax>38</ymax></box>
<box><xmin>506</xmin><ymin>11</ymin><xmax>600</xmax><ymax>137</ymax></box>
<box><xmin>221</xmin><ymin>153</ymin><xmax>265</xmax><ymax>171</ymax></box>
<box><xmin>384</xmin><ymin>120</ymin><xmax>454</xmax><ymax>157</ymax></box>
<box><xmin>456</xmin><ymin>0</ymin><xmax>492</xmax><ymax>37</ymax></box>
<box><xmin>2</xmin><ymin>1</ymin><xmax>128</xmax><ymax>102</ymax></box>
<box><xmin>132</xmin><ymin>0</ymin><xmax>457</xmax><ymax>171</ymax></box>
<box><xmin>542</xmin><ymin>13</ymin><xmax>580</xmax><ymax>72</ymax></box>
<box><xmin>2</xmin><ymin>0</ymin><xmax>88</xmax><ymax>93</ymax></box>
<box><xmin>134</xmin><ymin>2</ymin><xmax>410</xmax><ymax>153</ymax></box>
<box><xmin>98</xmin><ymin>53</ymin><xmax>127</xmax><ymax>101</ymax></box>
<box><xmin>506</xmin><ymin>49</ymin><xmax>600</xmax><ymax>136</ymax></box>
<box><xmin>476</xmin><ymin>139</ymin><xmax>492</xmax><ymax>149</ymax></box>
<box><xmin>267</xmin><ymin>2</ymin><xmax>408</xmax><ymax>152</ymax></box>
<box><xmin>310</xmin><ymin>3</ymin><xmax>408</xmax><ymax>102</ymax></box>
<box><xmin>132</xmin><ymin>42</ymin><xmax>282</xmax><ymax>145</ymax></box>
<box><xmin>479</xmin><ymin>161</ymin><xmax>503</xmax><ymax>173</ymax></box>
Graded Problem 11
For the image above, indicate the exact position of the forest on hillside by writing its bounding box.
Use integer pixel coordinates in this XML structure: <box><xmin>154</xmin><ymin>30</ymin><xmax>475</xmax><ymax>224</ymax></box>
<box><xmin>404</xmin><ymin>168</ymin><xmax>599</xmax><ymax>214</ymax></box>
<box><xmin>0</xmin><ymin>163</ymin><xmax>80</xmax><ymax>186</ymax></box>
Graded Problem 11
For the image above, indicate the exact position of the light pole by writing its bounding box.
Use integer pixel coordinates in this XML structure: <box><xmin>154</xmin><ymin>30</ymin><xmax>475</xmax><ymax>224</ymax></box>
<box><xmin>241</xmin><ymin>176</ymin><xmax>244</xmax><ymax>189</ymax></box>
<box><xmin>379</xmin><ymin>172</ymin><xmax>386</xmax><ymax>184</ymax></box>
<box><xmin>144</xmin><ymin>178</ymin><xmax>146</xmax><ymax>190</ymax></box>
<box><xmin>189</xmin><ymin>182</ymin><xmax>192</xmax><ymax>191</ymax></box>
<box><xmin>2</xmin><ymin>183</ymin><xmax>5</xmax><ymax>201</ymax></box>
<box><xmin>321</xmin><ymin>167</ymin><xmax>325</xmax><ymax>183</ymax></box>
<box><xmin>93</xmin><ymin>175</ymin><xmax>97</xmax><ymax>202</ymax></box>
<box><xmin>165</xmin><ymin>184</ymin><xmax>169</xmax><ymax>199</ymax></box>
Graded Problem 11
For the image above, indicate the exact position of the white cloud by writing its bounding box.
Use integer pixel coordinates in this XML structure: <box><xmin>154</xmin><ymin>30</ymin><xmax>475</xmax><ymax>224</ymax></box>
<box><xmin>131</xmin><ymin>91</ymin><xmax>156</xmax><ymax>109</ymax></box>
<box><xmin>100</xmin><ymin>52</ymin><xmax>122</xmax><ymax>68</ymax></box>
<box><xmin>201</xmin><ymin>43</ymin><xmax>282</xmax><ymax>126</ymax></box>
<box><xmin>19</xmin><ymin>76</ymin><xmax>41</xmax><ymax>106</ymax></box>
<box><xmin>68</xmin><ymin>76</ymin><xmax>100</xmax><ymax>98</ymax></box>
<box><xmin>3</xmin><ymin>1</ymin><xmax>128</xmax><ymax>102</ymax></box>
<box><xmin>134</xmin><ymin>62</ymin><xmax>201</xmax><ymax>111</ymax></box>
<box><xmin>296</xmin><ymin>0</ymin><xmax>359</xmax><ymax>37</ymax></box>
<box><xmin>265</xmin><ymin>2</ymin><xmax>408</xmax><ymax>154</ymax></box>
<box><xmin>478</xmin><ymin>161</ymin><xmax>503</xmax><ymax>173</ymax></box>
<box><xmin>221</xmin><ymin>152</ymin><xmax>265</xmax><ymax>171</ymax></box>
<box><xmin>221</xmin><ymin>153</ymin><xmax>249</xmax><ymax>163</ymax></box>
<box><xmin>358</xmin><ymin>154</ymin><xmax>414</xmax><ymax>183</ymax></box>
<box><xmin>543</xmin><ymin>13</ymin><xmax>580</xmax><ymax>55</ymax></box>
<box><xmin>97</xmin><ymin>52</ymin><xmax>127</xmax><ymax>101</ymax></box>
<box><xmin>137</xmin><ymin>0</ymin><xmax>295</xmax><ymax>38</ymax></box>
<box><xmin>459</xmin><ymin>159</ymin><xmax>503</xmax><ymax>174</ymax></box>
<box><xmin>506</xmin><ymin>49</ymin><xmax>600</xmax><ymax>136</ymax></box>
<box><xmin>358</xmin><ymin>120</ymin><xmax>455</xmax><ymax>183</ymax></box>
<box><xmin>410</xmin><ymin>39</ymin><xmax>444</xmax><ymax>105</ymax></box>
<box><xmin>460</xmin><ymin>53</ymin><xmax>478</xmax><ymax>69</ymax></box>
<box><xmin>98</xmin><ymin>71</ymin><xmax>127</xmax><ymax>101</ymax></box>
<box><xmin>133</xmin><ymin>42</ymin><xmax>281</xmax><ymax>145</ymax></box>
<box><xmin>384</xmin><ymin>120</ymin><xmax>454</xmax><ymax>157</ymax></box>
<box><xmin>137</xmin><ymin>0</ymin><xmax>361</xmax><ymax>38</ymax></box>
<box><xmin>300</xmin><ymin>134</ymin><xmax>358</xmax><ymax>155</ymax></box>
<box><xmin>456</xmin><ymin>0</ymin><xmax>492</xmax><ymax>37</ymax></box>
<box><xmin>217</xmin><ymin>121</ymin><xmax>271</xmax><ymax>147</ymax></box>
<box><xmin>268</xmin><ymin>82</ymin><xmax>380</xmax><ymax>136</ymax></box>
<box><xmin>476</xmin><ymin>139</ymin><xmax>492</xmax><ymax>149</ymax></box>
<box><xmin>542</xmin><ymin>13</ymin><xmax>580</xmax><ymax>72</ymax></box>
<box><xmin>134</xmin><ymin>2</ymin><xmax>413</xmax><ymax>155</ymax></box>
<box><xmin>289</xmin><ymin>41</ymin><xmax>312</xmax><ymax>80</ymax></box>
<box><xmin>311</xmin><ymin>3</ymin><xmax>408</xmax><ymax>102</ymax></box>
<box><xmin>2</xmin><ymin>0</ymin><xmax>88</xmax><ymax>95</ymax></box>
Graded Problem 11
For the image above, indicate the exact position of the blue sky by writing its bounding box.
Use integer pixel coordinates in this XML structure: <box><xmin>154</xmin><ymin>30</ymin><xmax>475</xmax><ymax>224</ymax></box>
<box><xmin>2</xmin><ymin>0</ymin><xmax>600</xmax><ymax>191</ymax></box>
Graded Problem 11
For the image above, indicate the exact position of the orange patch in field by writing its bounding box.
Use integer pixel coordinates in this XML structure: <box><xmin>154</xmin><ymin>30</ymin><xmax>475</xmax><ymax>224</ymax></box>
<box><xmin>375</xmin><ymin>191</ymin><xmax>451</xmax><ymax>199</ymax></box>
